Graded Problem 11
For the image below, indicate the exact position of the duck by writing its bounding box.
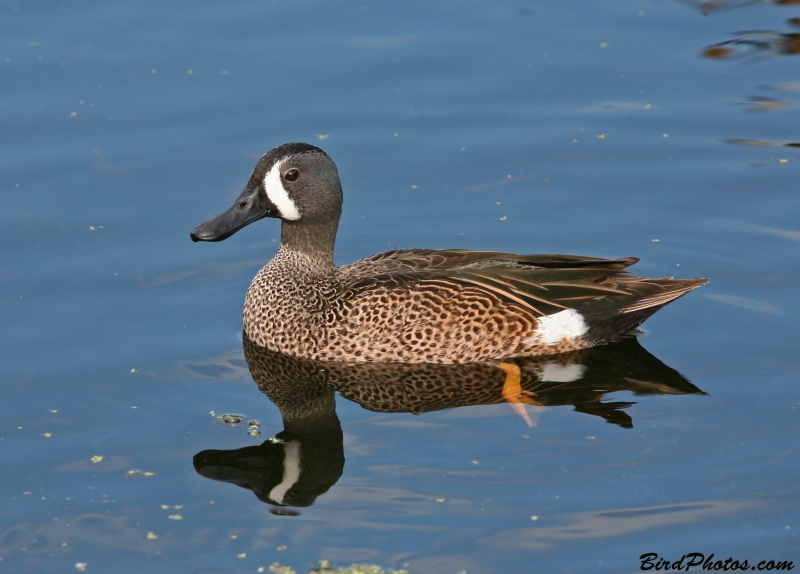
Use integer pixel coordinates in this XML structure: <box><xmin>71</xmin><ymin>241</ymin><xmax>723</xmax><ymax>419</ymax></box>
<box><xmin>191</xmin><ymin>142</ymin><xmax>708</xmax><ymax>368</ymax></box>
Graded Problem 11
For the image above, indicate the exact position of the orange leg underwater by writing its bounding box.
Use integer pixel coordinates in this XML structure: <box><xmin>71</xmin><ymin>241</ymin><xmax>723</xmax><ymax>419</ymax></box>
<box><xmin>497</xmin><ymin>362</ymin><xmax>543</xmax><ymax>428</ymax></box>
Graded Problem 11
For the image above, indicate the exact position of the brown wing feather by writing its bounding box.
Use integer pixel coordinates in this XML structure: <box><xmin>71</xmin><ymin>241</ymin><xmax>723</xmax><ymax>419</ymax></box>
<box><xmin>619</xmin><ymin>278</ymin><xmax>708</xmax><ymax>313</ymax></box>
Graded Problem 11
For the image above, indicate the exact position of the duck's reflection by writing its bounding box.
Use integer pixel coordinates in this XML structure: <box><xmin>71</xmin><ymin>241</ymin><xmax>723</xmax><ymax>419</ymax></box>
<box><xmin>193</xmin><ymin>335</ymin><xmax>703</xmax><ymax>509</ymax></box>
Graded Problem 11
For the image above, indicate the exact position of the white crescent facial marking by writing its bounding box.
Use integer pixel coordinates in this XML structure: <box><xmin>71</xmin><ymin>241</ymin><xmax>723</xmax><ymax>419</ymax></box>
<box><xmin>541</xmin><ymin>362</ymin><xmax>587</xmax><ymax>383</ymax></box>
<box><xmin>269</xmin><ymin>440</ymin><xmax>301</xmax><ymax>505</ymax></box>
<box><xmin>535</xmin><ymin>308</ymin><xmax>588</xmax><ymax>345</ymax></box>
<box><xmin>263</xmin><ymin>158</ymin><xmax>301</xmax><ymax>221</ymax></box>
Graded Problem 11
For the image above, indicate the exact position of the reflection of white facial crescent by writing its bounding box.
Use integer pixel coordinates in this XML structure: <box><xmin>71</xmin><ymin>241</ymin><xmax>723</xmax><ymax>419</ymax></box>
<box><xmin>269</xmin><ymin>440</ymin><xmax>301</xmax><ymax>505</ymax></box>
<box><xmin>263</xmin><ymin>159</ymin><xmax>301</xmax><ymax>221</ymax></box>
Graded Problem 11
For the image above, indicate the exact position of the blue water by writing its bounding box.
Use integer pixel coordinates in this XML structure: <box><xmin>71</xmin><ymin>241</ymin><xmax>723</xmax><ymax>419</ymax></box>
<box><xmin>2</xmin><ymin>0</ymin><xmax>798</xmax><ymax>572</ymax></box>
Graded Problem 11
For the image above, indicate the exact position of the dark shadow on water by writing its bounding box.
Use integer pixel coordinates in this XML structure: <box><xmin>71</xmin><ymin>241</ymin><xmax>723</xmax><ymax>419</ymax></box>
<box><xmin>193</xmin><ymin>335</ymin><xmax>704</xmax><ymax>511</ymax></box>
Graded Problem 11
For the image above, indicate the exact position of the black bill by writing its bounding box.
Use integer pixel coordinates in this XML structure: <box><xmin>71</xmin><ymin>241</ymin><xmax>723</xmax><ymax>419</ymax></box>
<box><xmin>190</xmin><ymin>187</ymin><xmax>275</xmax><ymax>242</ymax></box>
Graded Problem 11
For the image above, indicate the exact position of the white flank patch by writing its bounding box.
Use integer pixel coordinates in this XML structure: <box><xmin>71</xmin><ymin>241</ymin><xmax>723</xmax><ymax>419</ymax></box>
<box><xmin>534</xmin><ymin>308</ymin><xmax>588</xmax><ymax>346</ymax></box>
<box><xmin>268</xmin><ymin>440</ymin><xmax>301</xmax><ymax>505</ymax></box>
<box><xmin>541</xmin><ymin>362</ymin><xmax>587</xmax><ymax>383</ymax></box>
<box><xmin>263</xmin><ymin>158</ymin><xmax>301</xmax><ymax>221</ymax></box>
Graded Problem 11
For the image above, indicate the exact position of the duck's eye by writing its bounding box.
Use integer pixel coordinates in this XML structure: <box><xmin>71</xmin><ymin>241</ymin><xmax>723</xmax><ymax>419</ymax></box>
<box><xmin>284</xmin><ymin>168</ymin><xmax>300</xmax><ymax>182</ymax></box>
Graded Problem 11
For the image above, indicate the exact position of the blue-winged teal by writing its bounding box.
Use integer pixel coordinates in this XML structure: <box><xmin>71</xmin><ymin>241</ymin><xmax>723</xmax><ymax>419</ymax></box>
<box><xmin>191</xmin><ymin>143</ymin><xmax>707</xmax><ymax>366</ymax></box>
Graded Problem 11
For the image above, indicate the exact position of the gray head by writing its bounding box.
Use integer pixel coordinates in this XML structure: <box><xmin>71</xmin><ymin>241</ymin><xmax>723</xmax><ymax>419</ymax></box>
<box><xmin>190</xmin><ymin>143</ymin><xmax>343</xmax><ymax>246</ymax></box>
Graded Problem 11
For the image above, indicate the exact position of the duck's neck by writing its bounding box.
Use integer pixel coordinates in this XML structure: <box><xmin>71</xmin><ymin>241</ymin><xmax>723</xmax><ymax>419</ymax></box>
<box><xmin>276</xmin><ymin>218</ymin><xmax>338</xmax><ymax>270</ymax></box>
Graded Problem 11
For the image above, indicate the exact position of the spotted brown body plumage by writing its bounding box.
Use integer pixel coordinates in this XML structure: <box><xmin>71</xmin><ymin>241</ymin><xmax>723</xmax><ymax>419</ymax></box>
<box><xmin>192</xmin><ymin>142</ymin><xmax>708</xmax><ymax>364</ymax></box>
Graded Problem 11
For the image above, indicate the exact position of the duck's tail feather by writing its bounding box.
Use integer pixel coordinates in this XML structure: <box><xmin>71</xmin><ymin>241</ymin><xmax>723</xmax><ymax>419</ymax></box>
<box><xmin>582</xmin><ymin>278</ymin><xmax>708</xmax><ymax>345</ymax></box>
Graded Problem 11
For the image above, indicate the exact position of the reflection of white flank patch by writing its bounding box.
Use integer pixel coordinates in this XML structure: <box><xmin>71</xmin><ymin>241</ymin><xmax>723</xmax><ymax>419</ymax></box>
<box><xmin>541</xmin><ymin>362</ymin><xmax>586</xmax><ymax>383</ymax></box>
<box><xmin>263</xmin><ymin>159</ymin><xmax>301</xmax><ymax>221</ymax></box>
<box><xmin>535</xmin><ymin>309</ymin><xmax>588</xmax><ymax>345</ymax></box>
<box><xmin>269</xmin><ymin>440</ymin><xmax>301</xmax><ymax>505</ymax></box>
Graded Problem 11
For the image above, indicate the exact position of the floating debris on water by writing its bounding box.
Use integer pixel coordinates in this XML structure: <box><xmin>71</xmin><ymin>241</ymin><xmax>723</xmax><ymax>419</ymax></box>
<box><xmin>271</xmin><ymin>507</ymin><xmax>300</xmax><ymax>516</ymax></box>
<box><xmin>308</xmin><ymin>560</ymin><xmax>410</xmax><ymax>574</ymax></box>
<box><xmin>146</xmin><ymin>532</ymin><xmax>158</xmax><ymax>540</ymax></box>
<box><xmin>90</xmin><ymin>455</ymin><xmax>104</xmax><ymax>464</ymax></box>
<box><xmin>218</xmin><ymin>414</ymin><xmax>243</xmax><ymax>425</ymax></box>
<box><xmin>248</xmin><ymin>420</ymin><xmax>262</xmax><ymax>436</ymax></box>
<box><xmin>127</xmin><ymin>469</ymin><xmax>155</xmax><ymax>477</ymax></box>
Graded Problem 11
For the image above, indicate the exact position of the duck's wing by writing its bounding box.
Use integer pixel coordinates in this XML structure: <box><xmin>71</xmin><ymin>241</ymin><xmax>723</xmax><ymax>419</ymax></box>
<box><xmin>339</xmin><ymin>249</ymin><xmax>707</xmax><ymax>344</ymax></box>
<box><xmin>344</xmin><ymin>248</ymin><xmax>637</xmax><ymax>275</ymax></box>
<box><xmin>342</xmin><ymin>248</ymin><xmax>656</xmax><ymax>316</ymax></box>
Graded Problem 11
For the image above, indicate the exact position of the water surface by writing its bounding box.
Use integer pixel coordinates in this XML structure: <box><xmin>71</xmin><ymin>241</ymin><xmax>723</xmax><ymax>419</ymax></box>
<box><xmin>2</xmin><ymin>0</ymin><xmax>798</xmax><ymax>572</ymax></box>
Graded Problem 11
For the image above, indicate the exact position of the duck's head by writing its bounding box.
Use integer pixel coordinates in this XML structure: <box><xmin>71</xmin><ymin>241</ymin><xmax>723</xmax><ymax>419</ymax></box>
<box><xmin>190</xmin><ymin>142</ymin><xmax>343</xmax><ymax>242</ymax></box>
